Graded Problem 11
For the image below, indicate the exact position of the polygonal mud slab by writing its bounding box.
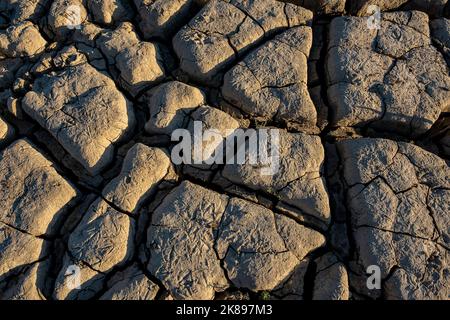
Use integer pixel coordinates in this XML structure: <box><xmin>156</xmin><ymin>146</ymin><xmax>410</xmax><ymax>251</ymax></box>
<box><xmin>220</xmin><ymin>130</ymin><xmax>331</xmax><ymax>226</ymax></box>
<box><xmin>337</xmin><ymin>138</ymin><xmax>450</xmax><ymax>299</ymax></box>
<box><xmin>0</xmin><ymin>223</ymin><xmax>47</xmax><ymax>280</ymax></box>
<box><xmin>87</xmin><ymin>0</ymin><xmax>132</xmax><ymax>25</ymax></box>
<box><xmin>173</xmin><ymin>0</ymin><xmax>312</xmax><ymax>84</ymax></box>
<box><xmin>313</xmin><ymin>253</ymin><xmax>349</xmax><ymax>300</ymax></box>
<box><xmin>0</xmin><ymin>262</ymin><xmax>46</xmax><ymax>300</ymax></box>
<box><xmin>97</xmin><ymin>22</ymin><xmax>166</xmax><ymax>96</ymax></box>
<box><xmin>53</xmin><ymin>198</ymin><xmax>135</xmax><ymax>300</ymax></box>
<box><xmin>100</xmin><ymin>264</ymin><xmax>159</xmax><ymax>300</ymax></box>
<box><xmin>0</xmin><ymin>139</ymin><xmax>78</xmax><ymax>236</ymax></box>
<box><xmin>147</xmin><ymin>181</ymin><xmax>325</xmax><ymax>299</ymax></box>
<box><xmin>48</xmin><ymin>0</ymin><xmax>88</xmax><ymax>39</ymax></box>
<box><xmin>134</xmin><ymin>0</ymin><xmax>197</xmax><ymax>39</ymax></box>
<box><xmin>147</xmin><ymin>181</ymin><xmax>230</xmax><ymax>300</ymax></box>
<box><xmin>216</xmin><ymin>197</ymin><xmax>326</xmax><ymax>291</ymax></box>
<box><xmin>184</xmin><ymin>105</ymin><xmax>240</xmax><ymax>167</ymax></box>
<box><xmin>102</xmin><ymin>143</ymin><xmax>172</xmax><ymax>214</ymax></box>
<box><xmin>144</xmin><ymin>81</ymin><xmax>206</xmax><ymax>135</ymax></box>
<box><xmin>0</xmin><ymin>0</ymin><xmax>50</xmax><ymax>23</ymax></box>
<box><xmin>0</xmin><ymin>21</ymin><xmax>47</xmax><ymax>58</ymax></box>
<box><xmin>222</xmin><ymin>26</ymin><xmax>317</xmax><ymax>131</ymax></box>
<box><xmin>22</xmin><ymin>62</ymin><xmax>135</xmax><ymax>175</ymax></box>
<box><xmin>327</xmin><ymin>12</ymin><xmax>450</xmax><ymax>137</ymax></box>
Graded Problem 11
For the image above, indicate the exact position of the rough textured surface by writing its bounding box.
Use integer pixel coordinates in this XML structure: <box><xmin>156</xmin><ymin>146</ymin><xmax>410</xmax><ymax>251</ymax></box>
<box><xmin>405</xmin><ymin>0</ymin><xmax>449</xmax><ymax>18</ymax></box>
<box><xmin>327</xmin><ymin>12</ymin><xmax>450</xmax><ymax>137</ymax></box>
<box><xmin>0</xmin><ymin>262</ymin><xmax>46</xmax><ymax>300</ymax></box>
<box><xmin>0</xmin><ymin>22</ymin><xmax>47</xmax><ymax>57</ymax></box>
<box><xmin>173</xmin><ymin>0</ymin><xmax>312</xmax><ymax>84</ymax></box>
<box><xmin>87</xmin><ymin>0</ymin><xmax>132</xmax><ymax>25</ymax></box>
<box><xmin>22</xmin><ymin>58</ymin><xmax>135</xmax><ymax>175</ymax></box>
<box><xmin>222</xmin><ymin>26</ymin><xmax>317</xmax><ymax>131</ymax></box>
<box><xmin>102</xmin><ymin>143</ymin><xmax>171</xmax><ymax>213</ymax></box>
<box><xmin>0</xmin><ymin>0</ymin><xmax>50</xmax><ymax>24</ymax></box>
<box><xmin>313</xmin><ymin>253</ymin><xmax>349</xmax><ymax>300</ymax></box>
<box><xmin>337</xmin><ymin>138</ymin><xmax>450</xmax><ymax>300</ymax></box>
<box><xmin>144</xmin><ymin>81</ymin><xmax>206</xmax><ymax>135</ymax></box>
<box><xmin>283</xmin><ymin>0</ymin><xmax>346</xmax><ymax>15</ymax></box>
<box><xmin>0</xmin><ymin>223</ymin><xmax>47</xmax><ymax>280</ymax></box>
<box><xmin>0</xmin><ymin>116</ymin><xmax>13</xmax><ymax>144</ymax></box>
<box><xmin>100</xmin><ymin>264</ymin><xmax>159</xmax><ymax>300</ymax></box>
<box><xmin>271</xmin><ymin>259</ymin><xmax>309</xmax><ymax>300</ymax></box>
<box><xmin>97</xmin><ymin>22</ymin><xmax>166</xmax><ymax>96</ymax></box>
<box><xmin>148</xmin><ymin>181</ymin><xmax>324</xmax><ymax>299</ymax></box>
<box><xmin>53</xmin><ymin>198</ymin><xmax>135</xmax><ymax>300</ymax></box>
<box><xmin>186</xmin><ymin>105</ymin><xmax>240</xmax><ymax>166</ymax></box>
<box><xmin>147</xmin><ymin>181</ymin><xmax>229</xmax><ymax>300</ymax></box>
<box><xmin>48</xmin><ymin>0</ymin><xmax>88</xmax><ymax>39</ymax></box>
<box><xmin>216</xmin><ymin>197</ymin><xmax>325</xmax><ymax>291</ymax></box>
<box><xmin>221</xmin><ymin>130</ymin><xmax>330</xmax><ymax>225</ymax></box>
<box><xmin>0</xmin><ymin>0</ymin><xmax>449</xmax><ymax>301</ymax></box>
<box><xmin>0</xmin><ymin>139</ymin><xmax>78</xmax><ymax>236</ymax></box>
<box><xmin>134</xmin><ymin>0</ymin><xmax>196</xmax><ymax>39</ymax></box>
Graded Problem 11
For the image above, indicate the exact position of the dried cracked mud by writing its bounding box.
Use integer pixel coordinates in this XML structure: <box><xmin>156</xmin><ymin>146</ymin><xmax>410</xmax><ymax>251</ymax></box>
<box><xmin>0</xmin><ymin>0</ymin><xmax>449</xmax><ymax>300</ymax></box>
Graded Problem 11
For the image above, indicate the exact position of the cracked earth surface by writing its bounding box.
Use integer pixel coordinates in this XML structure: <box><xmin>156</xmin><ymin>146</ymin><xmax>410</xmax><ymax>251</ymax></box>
<box><xmin>0</xmin><ymin>0</ymin><xmax>449</xmax><ymax>300</ymax></box>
